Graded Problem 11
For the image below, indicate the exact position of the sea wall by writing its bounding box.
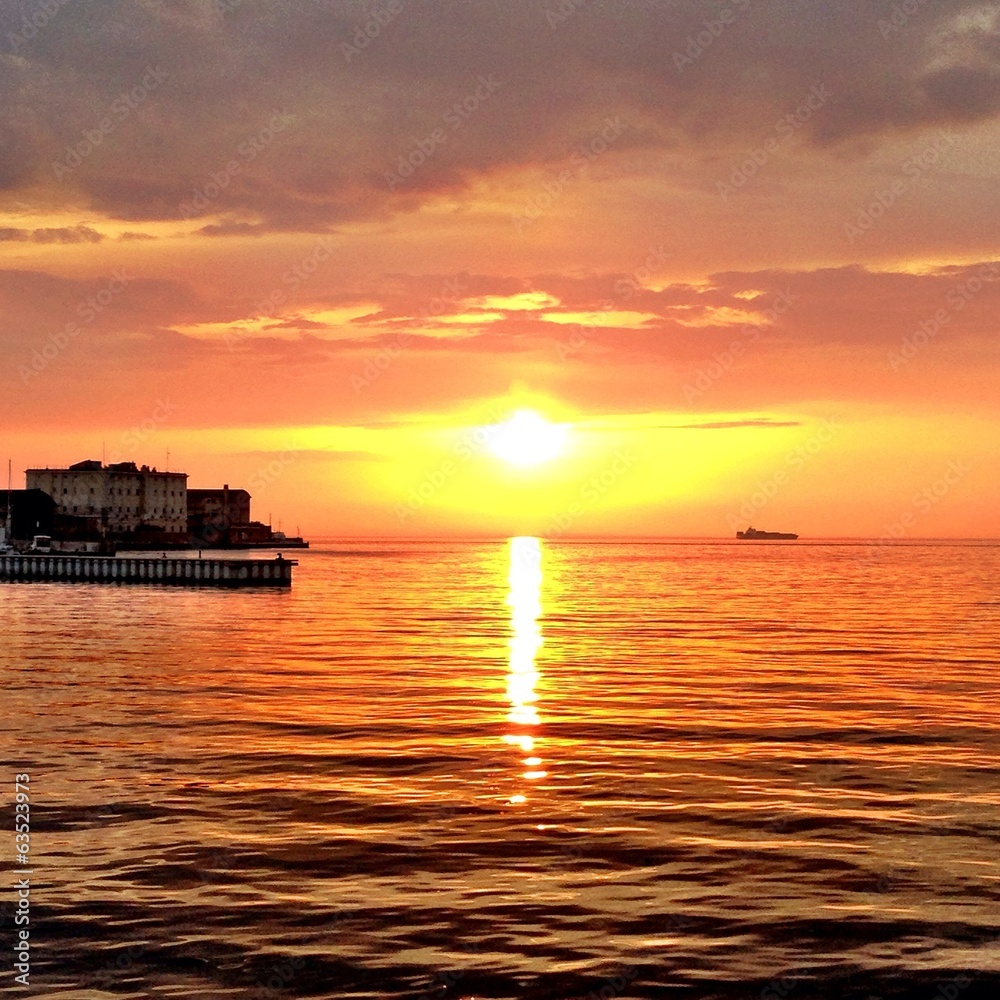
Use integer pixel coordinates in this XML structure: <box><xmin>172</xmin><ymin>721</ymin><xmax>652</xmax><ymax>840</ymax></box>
<box><xmin>0</xmin><ymin>554</ymin><xmax>296</xmax><ymax>587</ymax></box>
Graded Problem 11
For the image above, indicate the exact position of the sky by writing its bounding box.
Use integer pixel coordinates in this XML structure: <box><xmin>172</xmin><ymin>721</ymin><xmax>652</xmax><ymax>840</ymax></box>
<box><xmin>1</xmin><ymin>0</ymin><xmax>998</xmax><ymax>538</ymax></box>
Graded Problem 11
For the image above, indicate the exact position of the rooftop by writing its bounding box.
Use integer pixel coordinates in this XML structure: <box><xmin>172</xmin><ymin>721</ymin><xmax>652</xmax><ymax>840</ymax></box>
<box><xmin>26</xmin><ymin>460</ymin><xmax>187</xmax><ymax>477</ymax></box>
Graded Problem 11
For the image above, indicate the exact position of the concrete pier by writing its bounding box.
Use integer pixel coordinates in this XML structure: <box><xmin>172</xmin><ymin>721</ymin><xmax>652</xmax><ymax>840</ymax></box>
<box><xmin>0</xmin><ymin>554</ymin><xmax>297</xmax><ymax>588</ymax></box>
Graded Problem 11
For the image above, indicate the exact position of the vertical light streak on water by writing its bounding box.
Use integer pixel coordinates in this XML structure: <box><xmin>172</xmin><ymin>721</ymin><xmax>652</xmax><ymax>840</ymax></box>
<box><xmin>504</xmin><ymin>536</ymin><xmax>547</xmax><ymax>803</ymax></box>
<box><xmin>4</xmin><ymin>540</ymin><xmax>1000</xmax><ymax>998</ymax></box>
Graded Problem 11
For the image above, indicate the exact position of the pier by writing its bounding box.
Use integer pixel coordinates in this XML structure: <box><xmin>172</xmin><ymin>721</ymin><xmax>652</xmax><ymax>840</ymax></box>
<box><xmin>0</xmin><ymin>554</ymin><xmax>297</xmax><ymax>588</ymax></box>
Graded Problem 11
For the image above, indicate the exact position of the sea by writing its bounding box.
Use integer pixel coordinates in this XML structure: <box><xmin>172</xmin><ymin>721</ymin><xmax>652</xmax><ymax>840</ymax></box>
<box><xmin>2</xmin><ymin>538</ymin><xmax>1000</xmax><ymax>1000</ymax></box>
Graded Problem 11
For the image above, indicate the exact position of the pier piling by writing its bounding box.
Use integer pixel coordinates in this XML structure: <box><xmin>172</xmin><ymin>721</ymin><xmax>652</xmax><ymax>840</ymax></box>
<box><xmin>0</xmin><ymin>554</ymin><xmax>297</xmax><ymax>587</ymax></box>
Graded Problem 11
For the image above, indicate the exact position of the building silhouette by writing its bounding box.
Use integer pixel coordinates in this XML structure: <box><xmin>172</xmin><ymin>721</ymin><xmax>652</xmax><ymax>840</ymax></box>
<box><xmin>188</xmin><ymin>485</ymin><xmax>271</xmax><ymax>547</ymax></box>
<box><xmin>15</xmin><ymin>460</ymin><xmax>304</xmax><ymax>550</ymax></box>
<box><xmin>26</xmin><ymin>459</ymin><xmax>188</xmax><ymax>544</ymax></box>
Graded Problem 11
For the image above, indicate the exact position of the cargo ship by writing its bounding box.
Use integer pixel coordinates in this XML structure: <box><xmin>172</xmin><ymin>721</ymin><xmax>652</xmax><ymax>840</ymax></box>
<box><xmin>736</xmin><ymin>526</ymin><xmax>799</xmax><ymax>540</ymax></box>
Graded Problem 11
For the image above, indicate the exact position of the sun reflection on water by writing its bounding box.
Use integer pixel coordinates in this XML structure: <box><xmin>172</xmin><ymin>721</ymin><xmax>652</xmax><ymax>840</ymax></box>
<box><xmin>504</xmin><ymin>536</ymin><xmax>548</xmax><ymax>803</ymax></box>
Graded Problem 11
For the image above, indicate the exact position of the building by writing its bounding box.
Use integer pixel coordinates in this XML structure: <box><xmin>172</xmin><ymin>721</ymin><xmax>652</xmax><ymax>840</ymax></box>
<box><xmin>0</xmin><ymin>488</ymin><xmax>103</xmax><ymax>550</ymax></box>
<box><xmin>188</xmin><ymin>485</ymin><xmax>272</xmax><ymax>547</ymax></box>
<box><xmin>188</xmin><ymin>486</ymin><xmax>251</xmax><ymax>532</ymax></box>
<box><xmin>0</xmin><ymin>489</ymin><xmax>57</xmax><ymax>542</ymax></box>
<box><xmin>26</xmin><ymin>460</ymin><xmax>189</xmax><ymax>543</ymax></box>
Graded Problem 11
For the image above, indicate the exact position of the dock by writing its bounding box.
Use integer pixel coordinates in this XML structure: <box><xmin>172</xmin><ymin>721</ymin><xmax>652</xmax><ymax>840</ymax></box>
<box><xmin>0</xmin><ymin>553</ymin><xmax>297</xmax><ymax>588</ymax></box>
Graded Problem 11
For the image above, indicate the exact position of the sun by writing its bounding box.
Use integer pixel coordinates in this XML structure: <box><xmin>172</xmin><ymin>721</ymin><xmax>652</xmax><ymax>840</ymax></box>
<box><xmin>488</xmin><ymin>409</ymin><xmax>569</xmax><ymax>468</ymax></box>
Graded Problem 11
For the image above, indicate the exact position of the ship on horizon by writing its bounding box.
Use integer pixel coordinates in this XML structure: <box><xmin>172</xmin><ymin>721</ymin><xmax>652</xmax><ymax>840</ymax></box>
<box><xmin>736</xmin><ymin>526</ymin><xmax>799</xmax><ymax>540</ymax></box>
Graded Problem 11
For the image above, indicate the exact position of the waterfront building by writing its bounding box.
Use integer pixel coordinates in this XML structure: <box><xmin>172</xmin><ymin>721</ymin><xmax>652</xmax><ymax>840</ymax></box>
<box><xmin>26</xmin><ymin>460</ymin><xmax>189</xmax><ymax>542</ymax></box>
<box><xmin>187</xmin><ymin>485</ymin><xmax>272</xmax><ymax>547</ymax></box>
<box><xmin>188</xmin><ymin>486</ymin><xmax>251</xmax><ymax>531</ymax></box>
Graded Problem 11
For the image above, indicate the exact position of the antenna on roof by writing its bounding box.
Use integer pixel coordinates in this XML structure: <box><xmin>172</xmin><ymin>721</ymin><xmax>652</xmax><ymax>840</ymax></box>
<box><xmin>5</xmin><ymin>459</ymin><xmax>11</xmax><ymax>546</ymax></box>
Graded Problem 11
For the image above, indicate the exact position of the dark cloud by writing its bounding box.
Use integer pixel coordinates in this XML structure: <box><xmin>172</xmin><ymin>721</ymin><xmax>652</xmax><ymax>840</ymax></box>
<box><xmin>0</xmin><ymin>225</ymin><xmax>103</xmax><ymax>243</ymax></box>
<box><xmin>923</xmin><ymin>64</ymin><xmax>1000</xmax><ymax>120</ymax></box>
<box><xmin>670</xmin><ymin>419</ymin><xmax>804</xmax><ymax>430</ymax></box>
<box><xmin>197</xmin><ymin>221</ymin><xmax>274</xmax><ymax>237</ymax></box>
<box><xmin>2</xmin><ymin>0</ymin><xmax>998</xmax><ymax>227</ymax></box>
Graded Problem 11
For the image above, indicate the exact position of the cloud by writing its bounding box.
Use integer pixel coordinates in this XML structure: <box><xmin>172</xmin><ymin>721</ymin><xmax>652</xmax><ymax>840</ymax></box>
<box><xmin>0</xmin><ymin>225</ymin><xmax>103</xmax><ymax>243</ymax></box>
<box><xmin>2</xmin><ymin>256</ymin><xmax>997</xmax><ymax>435</ymax></box>
<box><xmin>0</xmin><ymin>267</ymin><xmax>219</xmax><ymax>351</ymax></box>
<box><xmin>671</xmin><ymin>419</ymin><xmax>804</xmax><ymax>430</ymax></box>
<box><xmin>196</xmin><ymin>221</ymin><xmax>276</xmax><ymax>238</ymax></box>
<box><xmin>6</xmin><ymin>259</ymin><xmax>998</xmax><ymax>368</ymax></box>
<box><xmin>2</xmin><ymin>1</ymin><xmax>998</xmax><ymax>228</ymax></box>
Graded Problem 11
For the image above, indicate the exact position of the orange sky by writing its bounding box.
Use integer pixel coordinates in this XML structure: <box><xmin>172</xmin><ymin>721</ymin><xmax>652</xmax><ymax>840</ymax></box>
<box><xmin>2</xmin><ymin>0</ymin><xmax>999</xmax><ymax>537</ymax></box>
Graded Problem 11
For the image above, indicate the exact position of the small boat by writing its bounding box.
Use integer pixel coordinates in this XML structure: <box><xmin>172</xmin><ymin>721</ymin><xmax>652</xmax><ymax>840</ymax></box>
<box><xmin>736</xmin><ymin>526</ymin><xmax>798</xmax><ymax>540</ymax></box>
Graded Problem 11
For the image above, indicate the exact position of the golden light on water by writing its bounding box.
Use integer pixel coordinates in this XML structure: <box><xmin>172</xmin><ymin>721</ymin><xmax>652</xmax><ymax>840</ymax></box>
<box><xmin>504</xmin><ymin>536</ymin><xmax>548</xmax><ymax>801</ymax></box>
